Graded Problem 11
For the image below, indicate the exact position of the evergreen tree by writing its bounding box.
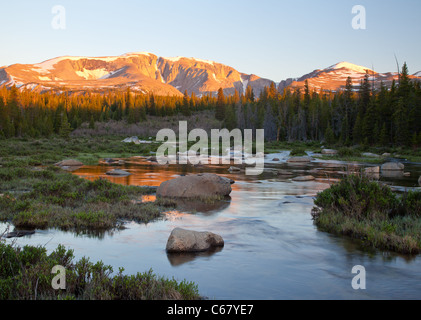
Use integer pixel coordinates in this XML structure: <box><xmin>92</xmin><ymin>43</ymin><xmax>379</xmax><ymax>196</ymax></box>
<box><xmin>379</xmin><ymin>123</ymin><xmax>389</xmax><ymax>146</ymax></box>
<box><xmin>181</xmin><ymin>90</ymin><xmax>191</xmax><ymax>116</ymax></box>
<box><xmin>89</xmin><ymin>115</ymin><xmax>95</xmax><ymax>129</ymax></box>
<box><xmin>324</xmin><ymin>124</ymin><xmax>335</xmax><ymax>145</ymax></box>
<box><xmin>215</xmin><ymin>88</ymin><xmax>225</xmax><ymax>121</ymax></box>
<box><xmin>353</xmin><ymin>113</ymin><xmax>363</xmax><ymax>145</ymax></box>
<box><xmin>59</xmin><ymin>111</ymin><xmax>72</xmax><ymax>138</ymax></box>
<box><xmin>224</xmin><ymin>104</ymin><xmax>237</xmax><ymax>130</ymax></box>
<box><xmin>393</xmin><ymin>98</ymin><xmax>410</xmax><ymax>146</ymax></box>
<box><xmin>245</xmin><ymin>85</ymin><xmax>254</xmax><ymax>102</ymax></box>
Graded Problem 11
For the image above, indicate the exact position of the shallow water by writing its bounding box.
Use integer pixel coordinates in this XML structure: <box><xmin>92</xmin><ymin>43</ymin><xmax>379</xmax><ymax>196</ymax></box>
<box><xmin>2</xmin><ymin>156</ymin><xmax>421</xmax><ymax>300</ymax></box>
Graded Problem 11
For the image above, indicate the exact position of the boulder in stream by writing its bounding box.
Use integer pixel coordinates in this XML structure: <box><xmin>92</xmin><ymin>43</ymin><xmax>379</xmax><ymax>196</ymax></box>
<box><xmin>157</xmin><ymin>173</ymin><xmax>234</xmax><ymax>198</ymax></box>
<box><xmin>166</xmin><ymin>228</ymin><xmax>224</xmax><ymax>253</ymax></box>
<box><xmin>381</xmin><ymin>162</ymin><xmax>404</xmax><ymax>171</ymax></box>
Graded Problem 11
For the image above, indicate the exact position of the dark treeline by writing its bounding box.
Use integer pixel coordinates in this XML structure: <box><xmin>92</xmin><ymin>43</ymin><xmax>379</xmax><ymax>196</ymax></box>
<box><xmin>0</xmin><ymin>62</ymin><xmax>420</xmax><ymax>147</ymax></box>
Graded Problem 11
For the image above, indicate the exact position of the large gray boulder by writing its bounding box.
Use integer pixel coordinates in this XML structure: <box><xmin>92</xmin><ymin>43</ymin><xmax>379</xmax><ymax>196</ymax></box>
<box><xmin>156</xmin><ymin>173</ymin><xmax>234</xmax><ymax>198</ymax></box>
<box><xmin>166</xmin><ymin>228</ymin><xmax>224</xmax><ymax>253</ymax></box>
<box><xmin>381</xmin><ymin>162</ymin><xmax>404</xmax><ymax>171</ymax></box>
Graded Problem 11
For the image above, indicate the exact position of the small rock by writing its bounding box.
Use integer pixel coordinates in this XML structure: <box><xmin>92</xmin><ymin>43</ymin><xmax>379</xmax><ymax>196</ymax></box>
<box><xmin>55</xmin><ymin>159</ymin><xmax>83</xmax><ymax>167</ymax></box>
<box><xmin>382</xmin><ymin>153</ymin><xmax>391</xmax><ymax>157</ymax></box>
<box><xmin>292</xmin><ymin>175</ymin><xmax>315</xmax><ymax>182</ymax></box>
<box><xmin>362</xmin><ymin>152</ymin><xmax>380</xmax><ymax>158</ymax></box>
<box><xmin>105</xmin><ymin>169</ymin><xmax>131</xmax><ymax>176</ymax></box>
<box><xmin>381</xmin><ymin>162</ymin><xmax>404</xmax><ymax>171</ymax></box>
<box><xmin>166</xmin><ymin>228</ymin><xmax>224</xmax><ymax>253</ymax></box>
<box><xmin>272</xmin><ymin>158</ymin><xmax>280</xmax><ymax>161</ymax></box>
<box><xmin>122</xmin><ymin>136</ymin><xmax>140</xmax><ymax>144</ymax></box>
<box><xmin>287</xmin><ymin>156</ymin><xmax>312</xmax><ymax>163</ymax></box>
<box><xmin>3</xmin><ymin>230</ymin><xmax>35</xmax><ymax>238</ymax></box>
<box><xmin>276</xmin><ymin>170</ymin><xmax>294</xmax><ymax>176</ymax></box>
<box><xmin>321</xmin><ymin>149</ymin><xmax>338</xmax><ymax>155</ymax></box>
<box><xmin>228</xmin><ymin>166</ymin><xmax>241</xmax><ymax>172</ymax></box>
<box><xmin>364</xmin><ymin>166</ymin><xmax>380</xmax><ymax>174</ymax></box>
<box><xmin>403</xmin><ymin>172</ymin><xmax>411</xmax><ymax>177</ymax></box>
<box><xmin>418</xmin><ymin>176</ymin><xmax>421</xmax><ymax>186</ymax></box>
<box><xmin>146</xmin><ymin>156</ymin><xmax>157</xmax><ymax>162</ymax></box>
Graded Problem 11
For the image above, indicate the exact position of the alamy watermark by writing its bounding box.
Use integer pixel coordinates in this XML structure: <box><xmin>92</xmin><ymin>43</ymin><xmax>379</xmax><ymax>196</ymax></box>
<box><xmin>351</xmin><ymin>265</ymin><xmax>366</xmax><ymax>290</ymax></box>
<box><xmin>51</xmin><ymin>5</ymin><xmax>66</xmax><ymax>30</ymax></box>
<box><xmin>51</xmin><ymin>265</ymin><xmax>66</xmax><ymax>290</ymax></box>
<box><xmin>352</xmin><ymin>5</ymin><xmax>366</xmax><ymax>30</ymax></box>
<box><xmin>155</xmin><ymin>121</ymin><xmax>265</xmax><ymax>175</ymax></box>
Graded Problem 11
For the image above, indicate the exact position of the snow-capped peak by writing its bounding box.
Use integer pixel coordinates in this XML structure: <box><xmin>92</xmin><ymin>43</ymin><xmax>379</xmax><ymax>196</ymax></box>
<box><xmin>327</xmin><ymin>62</ymin><xmax>373</xmax><ymax>74</ymax></box>
<box><xmin>122</xmin><ymin>52</ymin><xmax>152</xmax><ymax>57</ymax></box>
<box><xmin>162</xmin><ymin>56</ymin><xmax>215</xmax><ymax>65</ymax></box>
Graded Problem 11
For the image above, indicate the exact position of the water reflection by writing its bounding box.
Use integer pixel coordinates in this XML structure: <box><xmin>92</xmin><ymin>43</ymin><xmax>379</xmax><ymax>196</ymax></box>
<box><xmin>167</xmin><ymin>247</ymin><xmax>224</xmax><ymax>267</ymax></box>
<box><xmin>169</xmin><ymin>197</ymin><xmax>231</xmax><ymax>215</ymax></box>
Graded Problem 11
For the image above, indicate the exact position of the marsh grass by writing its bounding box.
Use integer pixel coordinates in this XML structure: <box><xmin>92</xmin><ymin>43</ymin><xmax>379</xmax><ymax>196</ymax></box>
<box><xmin>312</xmin><ymin>174</ymin><xmax>421</xmax><ymax>254</ymax></box>
<box><xmin>0</xmin><ymin>138</ymin><xmax>175</xmax><ymax>232</ymax></box>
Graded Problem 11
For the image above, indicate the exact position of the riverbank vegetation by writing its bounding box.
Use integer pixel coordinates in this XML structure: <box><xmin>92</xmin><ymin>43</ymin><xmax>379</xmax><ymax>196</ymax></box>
<box><xmin>0</xmin><ymin>241</ymin><xmax>200</xmax><ymax>300</ymax></box>
<box><xmin>312</xmin><ymin>174</ymin><xmax>421</xmax><ymax>254</ymax></box>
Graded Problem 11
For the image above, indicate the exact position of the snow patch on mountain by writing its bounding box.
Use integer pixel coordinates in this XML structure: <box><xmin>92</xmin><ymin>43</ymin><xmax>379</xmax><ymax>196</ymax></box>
<box><xmin>156</xmin><ymin>58</ymin><xmax>166</xmax><ymax>83</ymax></box>
<box><xmin>240</xmin><ymin>75</ymin><xmax>249</xmax><ymax>94</ymax></box>
<box><xmin>123</xmin><ymin>52</ymin><xmax>152</xmax><ymax>57</ymax></box>
<box><xmin>162</xmin><ymin>56</ymin><xmax>215</xmax><ymax>65</ymax></box>
<box><xmin>99</xmin><ymin>68</ymin><xmax>125</xmax><ymax>80</ymax></box>
<box><xmin>327</xmin><ymin>62</ymin><xmax>373</xmax><ymax>74</ymax></box>
<box><xmin>33</xmin><ymin>53</ymin><xmax>150</xmax><ymax>72</ymax></box>
<box><xmin>75</xmin><ymin>68</ymin><xmax>110</xmax><ymax>80</ymax></box>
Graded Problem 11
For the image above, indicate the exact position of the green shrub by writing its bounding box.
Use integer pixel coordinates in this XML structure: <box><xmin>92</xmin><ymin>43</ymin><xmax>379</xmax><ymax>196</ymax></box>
<box><xmin>313</xmin><ymin>174</ymin><xmax>421</xmax><ymax>254</ymax></box>
<box><xmin>0</xmin><ymin>243</ymin><xmax>200</xmax><ymax>300</ymax></box>
<box><xmin>314</xmin><ymin>174</ymin><xmax>398</xmax><ymax>220</ymax></box>
<box><xmin>337</xmin><ymin>147</ymin><xmax>360</xmax><ymax>157</ymax></box>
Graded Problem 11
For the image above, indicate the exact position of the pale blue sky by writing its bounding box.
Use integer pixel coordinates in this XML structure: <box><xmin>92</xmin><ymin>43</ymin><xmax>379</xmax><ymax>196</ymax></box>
<box><xmin>1</xmin><ymin>0</ymin><xmax>420</xmax><ymax>81</ymax></box>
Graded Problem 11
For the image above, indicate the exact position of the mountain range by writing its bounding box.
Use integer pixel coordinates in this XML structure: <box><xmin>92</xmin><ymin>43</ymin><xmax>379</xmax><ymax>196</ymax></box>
<box><xmin>1</xmin><ymin>53</ymin><xmax>420</xmax><ymax>97</ymax></box>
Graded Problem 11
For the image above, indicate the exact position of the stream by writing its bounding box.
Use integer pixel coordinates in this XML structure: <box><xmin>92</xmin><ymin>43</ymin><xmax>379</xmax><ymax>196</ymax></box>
<box><xmin>2</xmin><ymin>153</ymin><xmax>421</xmax><ymax>300</ymax></box>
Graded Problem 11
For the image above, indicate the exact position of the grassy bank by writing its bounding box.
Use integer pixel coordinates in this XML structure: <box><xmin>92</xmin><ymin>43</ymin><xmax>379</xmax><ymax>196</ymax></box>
<box><xmin>0</xmin><ymin>137</ymin><xmax>175</xmax><ymax>232</ymax></box>
<box><xmin>0</xmin><ymin>241</ymin><xmax>200</xmax><ymax>300</ymax></box>
<box><xmin>312</xmin><ymin>174</ymin><xmax>421</xmax><ymax>254</ymax></box>
<box><xmin>0</xmin><ymin>135</ymin><xmax>160</xmax><ymax>166</ymax></box>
